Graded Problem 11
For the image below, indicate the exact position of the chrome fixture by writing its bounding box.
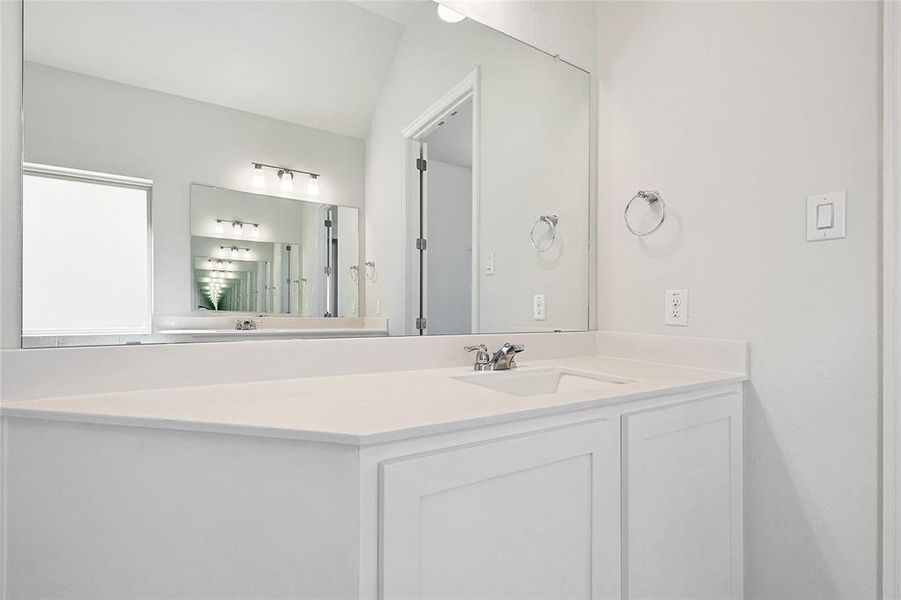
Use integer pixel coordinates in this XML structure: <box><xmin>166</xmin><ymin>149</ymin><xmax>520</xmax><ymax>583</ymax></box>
<box><xmin>364</xmin><ymin>261</ymin><xmax>377</xmax><ymax>281</ymax></box>
<box><xmin>624</xmin><ymin>190</ymin><xmax>666</xmax><ymax>236</ymax></box>
<box><xmin>250</xmin><ymin>163</ymin><xmax>320</xmax><ymax>196</ymax></box>
<box><xmin>213</xmin><ymin>218</ymin><xmax>260</xmax><ymax>237</ymax></box>
<box><xmin>465</xmin><ymin>344</ymin><xmax>492</xmax><ymax>371</ymax></box>
<box><xmin>530</xmin><ymin>214</ymin><xmax>559</xmax><ymax>252</ymax></box>
<box><xmin>218</xmin><ymin>245</ymin><xmax>252</xmax><ymax>258</ymax></box>
<box><xmin>234</xmin><ymin>319</ymin><xmax>259</xmax><ymax>331</ymax></box>
<box><xmin>464</xmin><ymin>342</ymin><xmax>525</xmax><ymax>371</ymax></box>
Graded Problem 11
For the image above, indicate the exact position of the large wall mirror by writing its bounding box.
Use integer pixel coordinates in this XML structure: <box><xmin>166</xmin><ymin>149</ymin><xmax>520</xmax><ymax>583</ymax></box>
<box><xmin>21</xmin><ymin>0</ymin><xmax>591</xmax><ymax>346</ymax></box>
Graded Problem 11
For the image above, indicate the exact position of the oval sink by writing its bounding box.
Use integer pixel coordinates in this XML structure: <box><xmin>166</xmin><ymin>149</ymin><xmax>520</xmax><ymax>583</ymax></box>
<box><xmin>453</xmin><ymin>368</ymin><xmax>631</xmax><ymax>397</ymax></box>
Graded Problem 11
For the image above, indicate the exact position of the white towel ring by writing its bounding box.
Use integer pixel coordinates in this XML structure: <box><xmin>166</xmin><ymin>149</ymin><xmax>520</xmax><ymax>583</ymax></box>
<box><xmin>624</xmin><ymin>190</ymin><xmax>666</xmax><ymax>236</ymax></box>
<box><xmin>530</xmin><ymin>214</ymin><xmax>559</xmax><ymax>252</ymax></box>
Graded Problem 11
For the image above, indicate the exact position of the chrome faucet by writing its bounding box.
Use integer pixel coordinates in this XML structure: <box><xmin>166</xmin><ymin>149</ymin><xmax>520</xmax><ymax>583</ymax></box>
<box><xmin>464</xmin><ymin>342</ymin><xmax>525</xmax><ymax>371</ymax></box>
<box><xmin>234</xmin><ymin>319</ymin><xmax>259</xmax><ymax>331</ymax></box>
<box><xmin>464</xmin><ymin>344</ymin><xmax>492</xmax><ymax>371</ymax></box>
<box><xmin>490</xmin><ymin>342</ymin><xmax>525</xmax><ymax>370</ymax></box>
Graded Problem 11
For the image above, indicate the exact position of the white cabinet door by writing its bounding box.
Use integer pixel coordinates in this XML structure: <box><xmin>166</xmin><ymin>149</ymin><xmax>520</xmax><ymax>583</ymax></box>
<box><xmin>623</xmin><ymin>392</ymin><xmax>743</xmax><ymax>600</ymax></box>
<box><xmin>380</xmin><ymin>419</ymin><xmax>620</xmax><ymax>599</ymax></box>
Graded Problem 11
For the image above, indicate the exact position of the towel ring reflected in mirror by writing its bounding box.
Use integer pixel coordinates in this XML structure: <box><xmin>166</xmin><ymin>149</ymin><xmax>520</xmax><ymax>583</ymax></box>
<box><xmin>624</xmin><ymin>190</ymin><xmax>666</xmax><ymax>236</ymax></box>
<box><xmin>530</xmin><ymin>214</ymin><xmax>559</xmax><ymax>252</ymax></box>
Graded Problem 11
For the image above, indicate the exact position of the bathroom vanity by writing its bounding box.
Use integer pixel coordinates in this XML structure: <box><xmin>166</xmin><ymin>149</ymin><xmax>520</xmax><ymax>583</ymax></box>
<box><xmin>2</xmin><ymin>337</ymin><xmax>746</xmax><ymax>599</ymax></box>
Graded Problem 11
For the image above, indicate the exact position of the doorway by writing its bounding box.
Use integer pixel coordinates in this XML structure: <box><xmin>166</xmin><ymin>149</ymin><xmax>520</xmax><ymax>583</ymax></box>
<box><xmin>401</xmin><ymin>69</ymin><xmax>480</xmax><ymax>336</ymax></box>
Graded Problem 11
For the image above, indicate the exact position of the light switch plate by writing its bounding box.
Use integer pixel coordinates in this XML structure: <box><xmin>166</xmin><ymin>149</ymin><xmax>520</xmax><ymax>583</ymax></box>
<box><xmin>806</xmin><ymin>191</ymin><xmax>846</xmax><ymax>241</ymax></box>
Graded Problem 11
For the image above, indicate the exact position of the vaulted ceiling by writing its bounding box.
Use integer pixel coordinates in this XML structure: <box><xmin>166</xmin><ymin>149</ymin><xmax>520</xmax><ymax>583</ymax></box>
<box><xmin>24</xmin><ymin>1</ymin><xmax>430</xmax><ymax>139</ymax></box>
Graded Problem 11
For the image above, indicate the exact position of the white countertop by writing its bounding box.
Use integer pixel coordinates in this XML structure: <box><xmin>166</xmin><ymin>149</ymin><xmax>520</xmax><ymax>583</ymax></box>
<box><xmin>0</xmin><ymin>354</ymin><xmax>745</xmax><ymax>445</ymax></box>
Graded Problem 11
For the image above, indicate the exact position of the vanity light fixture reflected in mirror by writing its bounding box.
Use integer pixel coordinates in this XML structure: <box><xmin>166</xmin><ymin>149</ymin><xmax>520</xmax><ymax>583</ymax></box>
<box><xmin>278</xmin><ymin>170</ymin><xmax>294</xmax><ymax>192</ymax></box>
<box><xmin>211</xmin><ymin>218</ymin><xmax>261</xmax><ymax>237</ymax></box>
<box><xmin>251</xmin><ymin>163</ymin><xmax>320</xmax><ymax>197</ymax></box>
<box><xmin>251</xmin><ymin>163</ymin><xmax>265</xmax><ymax>188</ymax></box>
<box><xmin>307</xmin><ymin>174</ymin><xmax>320</xmax><ymax>196</ymax></box>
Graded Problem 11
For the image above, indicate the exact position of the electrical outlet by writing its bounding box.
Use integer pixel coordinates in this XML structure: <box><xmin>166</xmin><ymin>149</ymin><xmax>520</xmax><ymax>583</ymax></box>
<box><xmin>533</xmin><ymin>294</ymin><xmax>546</xmax><ymax>321</ymax></box>
<box><xmin>664</xmin><ymin>289</ymin><xmax>688</xmax><ymax>326</ymax></box>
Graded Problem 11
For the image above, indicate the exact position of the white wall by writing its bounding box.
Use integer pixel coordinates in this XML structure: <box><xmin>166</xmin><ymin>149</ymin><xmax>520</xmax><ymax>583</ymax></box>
<box><xmin>0</xmin><ymin>0</ymin><xmax>22</xmax><ymax>350</ymax></box>
<box><xmin>596</xmin><ymin>2</ymin><xmax>880</xmax><ymax>597</ymax></box>
<box><xmin>426</xmin><ymin>159</ymin><xmax>472</xmax><ymax>335</ymax></box>
<box><xmin>365</xmin><ymin>6</ymin><xmax>590</xmax><ymax>336</ymax></box>
<box><xmin>24</xmin><ymin>63</ymin><xmax>365</xmax><ymax>318</ymax></box>
<box><xmin>443</xmin><ymin>0</ymin><xmax>596</xmax><ymax>73</ymax></box>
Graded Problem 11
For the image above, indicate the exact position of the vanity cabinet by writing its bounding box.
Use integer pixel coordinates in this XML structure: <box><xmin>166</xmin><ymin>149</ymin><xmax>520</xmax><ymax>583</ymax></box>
<box><xmin>380</xmin><ymin>419</ymin><xmax>621</xmax><ymax>599</ymax></box>
<box><xmin>622</xmin><ymin>392</ymin><xmax>743</xmax><ymax>599</ymax></box>
<box><xmin>3</xmin><ymin>384</ymin><xmax>742</xmax><ymax>599</ymax></box>
<box><xmin>375</xmin><ymin>388</ymin><xmax>742</xmax><ymax>600</ymax></box>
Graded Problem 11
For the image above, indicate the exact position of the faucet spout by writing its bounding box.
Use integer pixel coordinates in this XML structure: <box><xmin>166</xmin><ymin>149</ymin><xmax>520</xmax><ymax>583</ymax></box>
<box><xmin>490</xmin><ymin>342</ymin><xmax>525</xmax><ymax>371</ymax></box>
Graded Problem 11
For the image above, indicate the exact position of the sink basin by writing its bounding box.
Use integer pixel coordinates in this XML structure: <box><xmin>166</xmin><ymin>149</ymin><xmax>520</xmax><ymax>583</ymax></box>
<box><xmin>453</xmin><ymin>368</ymin><xmax>630</xmax><ymax>397</ymax></box>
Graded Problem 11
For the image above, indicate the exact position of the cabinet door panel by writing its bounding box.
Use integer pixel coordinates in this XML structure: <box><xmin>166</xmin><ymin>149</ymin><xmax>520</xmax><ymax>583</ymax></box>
<box><xmin>624</xmin><ymin>393</ymin><xmax>743</xmax><ymax>600</ymax></box>
<box><xmin>380</xmin><ymin>420</ymin><xmax>620</xmax><ymax>599</ymax></box>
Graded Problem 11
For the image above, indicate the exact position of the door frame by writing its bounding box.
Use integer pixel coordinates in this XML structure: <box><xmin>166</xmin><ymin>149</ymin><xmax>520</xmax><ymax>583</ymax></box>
<box><xmin>400</xmin><ymin>68</ymin><xmax>481</xmax><ymax>335</ymax></box>
<box><xmin>884</xmin><ymin>2</ymin><xmax>900</xmax><ymax>597</ymax></box>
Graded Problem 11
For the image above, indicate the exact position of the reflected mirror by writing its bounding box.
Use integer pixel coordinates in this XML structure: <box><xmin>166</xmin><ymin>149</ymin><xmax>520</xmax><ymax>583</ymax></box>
<box><xmin>190</xmin><ymin>185</ymin><xmax>360</xmax><ymax>318</ymax></box>
<box><xmin>21</xmin><ymin>0</ymin><xmax>591</xmax><ymax>346</ymax></box>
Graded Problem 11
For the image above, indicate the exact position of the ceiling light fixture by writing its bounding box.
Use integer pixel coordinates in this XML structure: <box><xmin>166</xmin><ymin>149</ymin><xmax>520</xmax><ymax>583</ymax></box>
<box><xmin>437</xmin><ymin>4</ymin><xmax>465</xmax><ymax>23</ymax></box>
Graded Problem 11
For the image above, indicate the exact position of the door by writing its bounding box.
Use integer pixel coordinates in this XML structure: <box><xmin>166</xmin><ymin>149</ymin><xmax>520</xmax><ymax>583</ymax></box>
<box><xmin>380</xmin><ymin>419</ymin><xmax>621</xmax><ymax>599</ymax></box>
<box><xmin>622</xmin><ymin>393</ymin><xmax>743</xmax><ymax>599</ymax></box>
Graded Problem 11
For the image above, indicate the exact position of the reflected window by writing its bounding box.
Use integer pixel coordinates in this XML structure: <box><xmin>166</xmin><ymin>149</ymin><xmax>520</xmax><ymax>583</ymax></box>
<box><xmin>23</xmin><ymin>164</ymin><xmax>152</xmax><ymax>338</ymax></box>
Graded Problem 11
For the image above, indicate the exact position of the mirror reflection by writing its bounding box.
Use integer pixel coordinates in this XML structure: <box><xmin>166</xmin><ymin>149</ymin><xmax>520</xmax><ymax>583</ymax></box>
<box><xmin>21</xmin><ymin>0</ymin><xmax>590</xmax><ymax>346</ymax></box>
<box><xmin>190</xmin><ymin>185</ymin><xmax>360</xmax><ymax>318</ymax></box>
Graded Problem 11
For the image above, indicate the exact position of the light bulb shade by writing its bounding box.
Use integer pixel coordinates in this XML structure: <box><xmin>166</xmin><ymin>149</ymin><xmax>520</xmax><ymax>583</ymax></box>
<box><xmin>214</xmin><ymin>220</ymin><xmax>224</xmax><ymax>234</ymax></box>
<box><xmin>437</xmin><ymin>4</ymin><xmax>465</xmax><ymax>23</ymax></box>
<box><xmin>306</xmin><ymin>175</ymin><xmax>320</xmax><ymax>196</ymax></box>
<box><xmin>251</xmin><ymin>164</ymin><xmax>265</xmax><ymax>188</ymax></box>
<box><xmin>232</xmin><ymin>222</ymin><xmax>244</xmax><ymax>234</ymax></box>
<box><xmin>279</xmin><ymin>170</ymin><xmax>294</xmax><ymax>192</ymax></box>
<box><xmin>251</xmin><ymin>224</ymin><xmax>260</xmax><ymax>237</ymax></box>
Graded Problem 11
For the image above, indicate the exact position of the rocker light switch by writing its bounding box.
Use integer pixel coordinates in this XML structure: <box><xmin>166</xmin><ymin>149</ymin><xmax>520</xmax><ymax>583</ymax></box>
<box><xmin>807</xmin><ymin>191</ymin><xmax>846</xmax><ymax>241</ymax></box>
<box><xmin>815</xmin><ymin>203</ymin><xmax>834</xmax><ymax>229</ymax></box>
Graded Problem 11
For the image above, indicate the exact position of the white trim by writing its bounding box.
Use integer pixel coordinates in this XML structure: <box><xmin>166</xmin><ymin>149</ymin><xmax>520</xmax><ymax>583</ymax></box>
<box><xmin>399</xmin><ymin>68</ymin><xmax>481</xmax><ymax>335</ymax></box>
<box><xmin>23</xmin><ymin>162</ymin><xmax>152</xmax><ymax>188</ymax></box>
<box><xmin>885</xmin><ymin>2</ymin><xmax>900</xmax><ymax>598</ymax></box>
<box><xmin>21</xmin><ymin>163</ymin><xmax>154</xmax><ymax>338</ymax></box>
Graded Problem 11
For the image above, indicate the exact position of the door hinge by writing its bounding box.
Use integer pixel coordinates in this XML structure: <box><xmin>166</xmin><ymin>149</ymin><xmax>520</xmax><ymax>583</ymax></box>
<box><xmin>416</xmin><ymin>158</ymin><xmax>427</xmax><ymax>172</ymax></box>
<box><xmin>416</xmin><ymin>238</ymin><xmax>428</xmax><ymax>251</ymax></box>
<box><xmin>324</xmin><ymin>266</ymin><xmax>332</xmax><ymax>275</ymax></box>
<box><xmin>416</xmin><ymin>317</ymin><xmax>427</xmax><ymax>330</ymax></box>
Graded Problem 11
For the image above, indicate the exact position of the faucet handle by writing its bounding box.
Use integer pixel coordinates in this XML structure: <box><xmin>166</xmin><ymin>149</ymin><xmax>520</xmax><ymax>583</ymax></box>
<box><xmin>464</xmin><ymin>344</ymin><xmax>491</xmax><ymax>370</ymax></box>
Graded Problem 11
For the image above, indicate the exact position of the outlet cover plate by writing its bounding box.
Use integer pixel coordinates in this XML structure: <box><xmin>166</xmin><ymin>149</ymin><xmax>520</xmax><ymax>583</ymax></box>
<box><xmin>665</xmin><ymin>289</ymin><xmax>688</xmax><ymax>326</ymax></box>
